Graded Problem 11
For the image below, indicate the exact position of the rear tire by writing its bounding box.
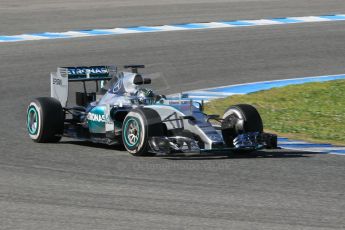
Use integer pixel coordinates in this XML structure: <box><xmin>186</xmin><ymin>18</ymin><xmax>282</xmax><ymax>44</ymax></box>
<box><xmin>122</xmin><ymin>108</ymin><xmax>164</xmax><ymax>156</ymax></box>
<box><xmin>26</xmin><ymin>97</ymin><xmax>64</xmax><ymax>143</ymax></box>
<box><xmin>221</xmin><ymin>104</ymin><xmax>263</xmax><ymax>147</ymax></box>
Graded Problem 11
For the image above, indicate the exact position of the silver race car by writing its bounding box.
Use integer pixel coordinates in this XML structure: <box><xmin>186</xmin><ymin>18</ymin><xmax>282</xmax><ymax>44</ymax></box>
<box><xmin>26</xmin><ymin>65</ymin><xmax>277</xmax><ymax>156</ymax></box>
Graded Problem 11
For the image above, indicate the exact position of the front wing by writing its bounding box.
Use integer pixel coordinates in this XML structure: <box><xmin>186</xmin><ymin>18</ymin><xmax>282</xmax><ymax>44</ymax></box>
<box><xmin>148</xmin><ymin>132</ymin><xmax>277</xmax><ymax>155</ymax></box>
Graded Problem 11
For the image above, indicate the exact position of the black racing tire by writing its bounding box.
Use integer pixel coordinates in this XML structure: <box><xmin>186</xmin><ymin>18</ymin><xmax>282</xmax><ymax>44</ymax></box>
<box><xmin>221</xmin><ymin>104</ymin><xmax>263</xmax><ymax>147</ymax></box>
<box><xmin>26</xmin><ymin>97</ymin><xmax>64</xmax><ymax>143</ymax></box>
<box><xmin>122</xmin><ymin>108</ymin><xmax>165</xmax><ymax>156</ymax></box>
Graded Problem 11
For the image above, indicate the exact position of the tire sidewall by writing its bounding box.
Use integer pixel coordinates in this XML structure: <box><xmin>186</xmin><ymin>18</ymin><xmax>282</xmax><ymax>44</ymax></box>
<box><xmin>222</xmin><ymin>106</ymin><xmax>245</xmax><ymax>132</ymax></box>
<box><xmin>26</xmin><ymin>97</ymin><xmax>64</xmax><ymax>143</ymax></box>
<box><xmin>221</xmin><ymin>104</ymin><xmax>263</xmax><ymax>147</ymax></box>
<box><xmin>27</xmin><ymin>101</ymin><xmax>43</xmax><ymax>141</ymax></box>
<box><xmin>223</xmin><ymin>104</ymin><xmax>263</xmax><ymax>133</ymax></box>
<box><xmin>122</xmin><ymin>110</ymin><xmax>147</xmax><ymax>155</ymax></box>
<box><xmin>223</xmin><ymin>106</ymin><xmax>244</xmax><ymax>120</ymax></box>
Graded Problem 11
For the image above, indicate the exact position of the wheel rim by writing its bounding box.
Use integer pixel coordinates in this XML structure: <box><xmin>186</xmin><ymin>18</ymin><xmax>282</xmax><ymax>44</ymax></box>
<box><xmin>27</xmin><ymin>106</ymin><xmax>39</xmax><ymax>135</ymax></box>
<box><xmin>124</xmin><ymin>118</ymin><xmax>141</xmax><ymax>147</ymax></box>
<box><xmin>231</xmin><ymin>112</ymin><xmax>243</xmax><ymax>133</ymax></box>
<box><xmin>223</xmin><ymin>110</ymin><xmax>244</xmax><ymax>134</ymax></box>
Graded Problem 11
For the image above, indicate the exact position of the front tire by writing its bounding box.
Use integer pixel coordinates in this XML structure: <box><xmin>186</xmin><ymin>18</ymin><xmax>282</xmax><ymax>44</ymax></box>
<box><xmin>122</xmin><ymin>108</ymin><xmax>165</xmax><ymax>156</ymax></box>
<box><xmin>221</xmin><ymin>104</ymin><xmax>263</xmax><ymax>147</ymax></box>
<box><xmin>26</xmin><ymin>97</ymin><xmax>64</xmax><ymax>143</ymax></box>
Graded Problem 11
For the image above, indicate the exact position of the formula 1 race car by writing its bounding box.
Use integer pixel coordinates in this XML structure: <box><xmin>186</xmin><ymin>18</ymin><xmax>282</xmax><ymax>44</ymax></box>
<box><xmin>26</xmin><ymin>65</ymin><xmax>277</xmax><ymax>156</ymax></box>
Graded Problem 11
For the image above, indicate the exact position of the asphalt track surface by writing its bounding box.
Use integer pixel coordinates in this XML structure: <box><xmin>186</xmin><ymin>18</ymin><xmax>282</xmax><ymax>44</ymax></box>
<box><xmin>1</xmin><ymin>0</ymin><xmax>345</xmax><ymax>229</ymax></box>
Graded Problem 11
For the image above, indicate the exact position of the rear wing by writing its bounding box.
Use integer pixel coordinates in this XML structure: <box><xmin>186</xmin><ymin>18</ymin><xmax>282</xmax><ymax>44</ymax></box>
<box><xmin>62</xmin><ymin>66</ymin><xmax>117</xmax><ymax>81</ymax></box>
<box><xmin>51</xmin><ymin>66</ymin><xmax>117</xmax><ymax>107</ymax></box>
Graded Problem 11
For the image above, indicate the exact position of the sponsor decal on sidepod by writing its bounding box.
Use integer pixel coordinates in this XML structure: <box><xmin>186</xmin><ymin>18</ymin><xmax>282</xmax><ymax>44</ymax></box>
<box><xmin>87</xmin><ymin>112</ymin><xmax>106</xmax><ymax>122</ymax></box>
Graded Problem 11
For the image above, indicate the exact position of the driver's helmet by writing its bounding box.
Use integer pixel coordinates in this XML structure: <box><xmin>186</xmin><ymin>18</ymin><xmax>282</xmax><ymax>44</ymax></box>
<box><xmin>135</xmin><ymin>88</ymin><xmax>155</xmax><ymax>105</ymax></box>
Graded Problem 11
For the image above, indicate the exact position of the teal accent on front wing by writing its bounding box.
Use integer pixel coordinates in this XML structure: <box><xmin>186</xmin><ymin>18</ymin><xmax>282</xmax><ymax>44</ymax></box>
<box><xmin>87</xmin><ymin>106</ymin><xmax>106</xmax><ymax>133</ymax></box>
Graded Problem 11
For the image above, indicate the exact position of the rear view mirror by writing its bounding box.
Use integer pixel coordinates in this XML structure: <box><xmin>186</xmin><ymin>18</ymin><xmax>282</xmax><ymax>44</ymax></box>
<box><xmin>133</xmin><ymin>74</ymin><xmax>144</xmax><ymax>85</ymax></box>
<box><xmin>143</xmin><ymin>78</ymin><xmax>151</xmax><ymax>84</ymax></box>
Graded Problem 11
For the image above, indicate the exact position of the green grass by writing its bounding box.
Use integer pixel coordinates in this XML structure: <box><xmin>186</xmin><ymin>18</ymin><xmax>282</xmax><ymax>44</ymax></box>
<box><xmin>205</xmin><ymin>79</ymin><xmax>345</xmax><ymax>145</ymax></box>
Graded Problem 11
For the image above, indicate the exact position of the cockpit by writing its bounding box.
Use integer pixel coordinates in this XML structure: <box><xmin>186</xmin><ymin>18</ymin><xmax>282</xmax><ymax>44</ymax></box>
<box><xmin>97</xmin><ymin>65</ymin><xmax>159</xmax><ymax>106</ymax></box>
